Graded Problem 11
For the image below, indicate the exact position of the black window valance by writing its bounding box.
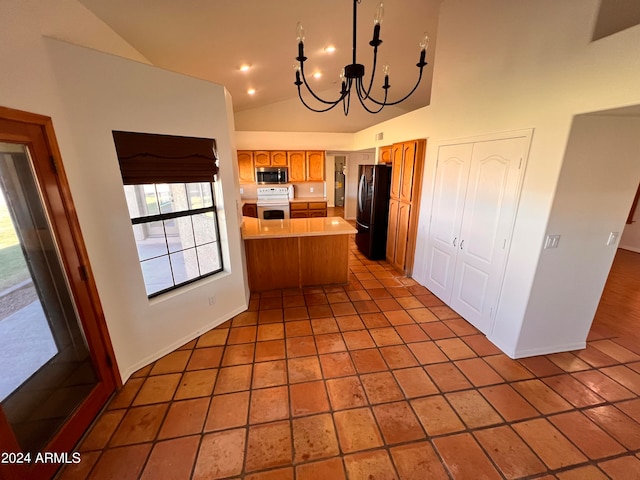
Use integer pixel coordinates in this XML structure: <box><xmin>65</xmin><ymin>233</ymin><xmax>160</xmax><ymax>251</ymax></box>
<box><xmin>112</xmin><ymin>131</ymin><xmax>218</xmax><ymax>184</ymax></box>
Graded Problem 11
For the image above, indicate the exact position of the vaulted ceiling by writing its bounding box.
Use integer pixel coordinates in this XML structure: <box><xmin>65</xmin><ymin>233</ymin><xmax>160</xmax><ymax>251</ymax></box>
<box><xmin>80</xmin><ymin>0</ymin><xmax>442</xmax><ymax>133</ymax></box>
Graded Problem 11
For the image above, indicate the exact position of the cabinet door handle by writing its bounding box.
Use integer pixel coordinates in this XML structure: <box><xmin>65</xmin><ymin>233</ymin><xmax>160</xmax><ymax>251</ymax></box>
<box><xmin>460</xmin><ymin>239</ymin><xmax>464</xmax><ymax>250</ymax></box>
<box><xmin>452</xmin><ymin>237</ymin><xmax>457</xmax><ymax>247</ymax></box>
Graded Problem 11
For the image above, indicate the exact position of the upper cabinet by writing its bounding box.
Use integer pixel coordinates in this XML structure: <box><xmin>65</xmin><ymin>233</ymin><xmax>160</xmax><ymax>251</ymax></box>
<box><xmin>288</xmin><ymin>151</ymin><xmax>306</xmax><ymax>182</ymax></box>
<box><xmin>271</xmin><ymin>151</ymin><xmax>288</xmax><ymax>167</ymax></box>
<box><xmin>238</xmin><ymin>150</ymin><xmax>255</xmax><ymax>184</ymax></box>
<box><xmin>306</xmin><ymin>151</ymin><xmax>325</xmax><ymax>182</ymax></box>
<box><xmin>379</xmin><ymin>145</ymin><xmax>392</xmax><ymax>164</ymax></box>
<box><xmin>255</xmin><ymin>150</ymin><xmax>287</xmax><ymax>167</ymax></box>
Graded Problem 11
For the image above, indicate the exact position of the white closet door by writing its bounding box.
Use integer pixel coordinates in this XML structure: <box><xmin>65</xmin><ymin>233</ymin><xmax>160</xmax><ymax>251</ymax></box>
<box><xmin>450</xmin><ymin>136</ymin><xmax>527</xmax><ymax>334</ymax></box>
<box><xmin>424</xmin><ymin>143</ymin><xmax>473</xmax><ymax>301</ymax></box>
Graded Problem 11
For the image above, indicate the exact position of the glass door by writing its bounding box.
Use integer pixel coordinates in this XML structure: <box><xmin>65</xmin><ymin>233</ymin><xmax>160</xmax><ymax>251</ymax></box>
<box><xmin>0</xmin><ymin>110</ymin><xmax>117</xmax><ymax>480</ymax></box>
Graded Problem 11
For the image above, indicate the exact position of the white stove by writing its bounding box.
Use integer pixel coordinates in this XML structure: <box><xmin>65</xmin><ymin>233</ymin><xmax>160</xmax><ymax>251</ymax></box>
<box><xmin>256</xmin><ymin>185</ymin><xmax>293</xmax><ymax>220</ymax></box>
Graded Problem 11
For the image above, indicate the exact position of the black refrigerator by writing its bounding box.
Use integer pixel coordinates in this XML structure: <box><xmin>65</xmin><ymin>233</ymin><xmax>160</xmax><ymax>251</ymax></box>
<box><xmin>355</xmin><ymin>164</ymin><xmax>392</xmax><ymax>260</ymax></box>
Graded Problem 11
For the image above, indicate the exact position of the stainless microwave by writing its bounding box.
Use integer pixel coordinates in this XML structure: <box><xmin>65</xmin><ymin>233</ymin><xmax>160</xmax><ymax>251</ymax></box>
<box><xmin>256</xmin><ymin>167</ymin><xmax>288</xmax><ymax>184</ymax></box>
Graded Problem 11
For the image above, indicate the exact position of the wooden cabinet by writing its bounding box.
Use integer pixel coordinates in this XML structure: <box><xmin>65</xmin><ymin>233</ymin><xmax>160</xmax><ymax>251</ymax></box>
<box><xmin>306</xmin><ymin>151</ymin><xmax>325</xmax><ymax>181</ymax></box>
<box><xmin>290</xmin><ymin>201</ymin><xmax>327</xmax><ymax>218</ymax></box>
<box><xmin>271</xmin><ymin>151</ymin><xmax>287</xmax><ymax>166</ymax></box>
<box><xmin>379</xmin><ymin>145</ymin><xmax>392</xmax><ymax>164</ymax></box>
<box><xmin>254</xmin><ymin>151</ymin><xmax>270</xmax><ymax>167</ymax></box>
<box><xmin>288</xmin><ymin>151</ymin><xmax>306</xmax><ymax>182</ymax></box>
<box><xmin>255</xmin><ymin>150</ymin><xmax>287</xmax><ymax>167</ymax></box>
<box><xmin>386</xmin><ymin>139</ymin><xmax>426</xmax><ymax>275</ymax></box>
<box><xmin>238</xmin><ymin>150</ymin><xmax>255</xmax><ymax>184</ymax></box>
<box><xmin>242</xmin><ymin>202</ymin><xmax>258</xmax><ymax>218</ymax></box>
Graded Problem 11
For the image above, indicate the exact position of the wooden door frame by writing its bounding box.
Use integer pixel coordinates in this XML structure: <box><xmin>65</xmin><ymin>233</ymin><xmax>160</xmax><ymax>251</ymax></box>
<box><xmin>0</xmin><ymin>106</ymin><xmax>119</xmax><ymax>480</ymax></box>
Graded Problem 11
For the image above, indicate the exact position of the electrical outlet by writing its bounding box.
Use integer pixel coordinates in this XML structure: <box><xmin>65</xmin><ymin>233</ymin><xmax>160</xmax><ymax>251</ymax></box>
<box><xmin>240</xmin><ymin>187</ymin><xmax>244</xmax><ymax>195</ymax></box>
<box><xmin>607</xmin><ymin>232</ymin><xmax>619</xmax><ymax>246</ymax></box>
<box><xmin>310</xmin><ymin>187</ymin><xmax>314</xmax><ymax>193</ymax></box>
<box><xmin>544</xmin><ymin>235</ymin><xmax>560</xmax><ymax>249</ymax></box>
<box><xmin>208</xmin><ymin>295</ymin><xmax>216</xmax><ymax>306</ymax></box>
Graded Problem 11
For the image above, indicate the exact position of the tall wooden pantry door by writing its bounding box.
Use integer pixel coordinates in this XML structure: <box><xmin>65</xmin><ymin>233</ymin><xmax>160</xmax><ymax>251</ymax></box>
<box><xmin>425</xmin><ymin>133</ymin><xmax>530</xmax><ymax>335</ymax></box>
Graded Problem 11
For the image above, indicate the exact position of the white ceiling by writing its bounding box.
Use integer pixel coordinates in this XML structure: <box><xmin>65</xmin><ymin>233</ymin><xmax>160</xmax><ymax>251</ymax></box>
<box><xmin>79</xmin><ymin>0</ymin><xmax>442</xmax><ymax>133</ymax></box>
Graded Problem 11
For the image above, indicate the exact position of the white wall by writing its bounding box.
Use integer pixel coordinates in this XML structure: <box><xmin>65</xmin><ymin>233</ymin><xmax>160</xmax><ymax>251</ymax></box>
<box><xmin>1</xmin><ymin>2</ymin><xmax>248</xmax><ymax>381</ymax></box>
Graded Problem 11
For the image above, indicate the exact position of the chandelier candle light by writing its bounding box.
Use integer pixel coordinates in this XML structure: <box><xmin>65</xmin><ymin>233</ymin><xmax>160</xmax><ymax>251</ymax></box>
<box><xmin>294</xmin><ymin>0</ymin><xmax>429</xmax><ymax>115</ymax></box>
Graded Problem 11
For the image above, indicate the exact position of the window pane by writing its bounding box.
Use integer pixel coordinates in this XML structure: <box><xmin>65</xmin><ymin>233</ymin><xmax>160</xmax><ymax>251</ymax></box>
<box><xmin>187</xmin><ymin>182</ymin><xmax>214</xmax><ymax>209</ymax></box>
<box><xmin>157</xmin><ymin>184</ymin><xmax>175</xmax><ymax>215</ymax></box>
<box><xmin>170</xmin><ymin>248</ymin><xmax>199</xmax><ymax>284</ymax></box>
<box><xmin>193</xmin><ymin>212</ymin><xmax>217</xmax><ymax>245</ymax></box>
<box><xmin>197</xmin><ymin>243</ymin><xmax>221</xmax><ymax>274</ymax></box>
<box><xmin>167</xmin><ymin>217</ymin><xmax>195</xmax><ymax>253</ymax></box>
<box><xmin>124</xmin><ymin>184</ymin><xmax>160</xmax><ymax>218</ymax></box>
<box><xmin>141</xmin><ymin>256</ymin><xmax>173</xmax><ymax>295</ymax></box>
<box><xmin>135</xmin><ymin>221</ymin><xmax>168</xmax><ymax>261</ymax></box>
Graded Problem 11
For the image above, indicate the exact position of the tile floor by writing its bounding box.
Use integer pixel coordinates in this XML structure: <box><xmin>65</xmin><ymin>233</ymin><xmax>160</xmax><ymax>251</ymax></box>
<box><xmin>58</xmin><ymin>239</ymin><xmax>640</xmax><ymax>479</ymax></box>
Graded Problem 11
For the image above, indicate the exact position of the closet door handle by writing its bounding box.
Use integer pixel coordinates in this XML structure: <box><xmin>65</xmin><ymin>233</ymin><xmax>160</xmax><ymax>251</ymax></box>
<box><xmin>460</xmin><ymin>239</ymin><xmax>464</xmax><ymax>250</ymax></box>
<box><xmin>452</xmin><ymin>237</ymin><xmax>457</xmax><ymax>247</ymax></box>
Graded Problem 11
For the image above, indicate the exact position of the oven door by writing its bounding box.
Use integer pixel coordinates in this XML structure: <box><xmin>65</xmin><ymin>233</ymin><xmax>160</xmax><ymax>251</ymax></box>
<box><xmin>257</xmin><ymin>204</ymin><xmax>290</xmax><ymax>220</ymax></box>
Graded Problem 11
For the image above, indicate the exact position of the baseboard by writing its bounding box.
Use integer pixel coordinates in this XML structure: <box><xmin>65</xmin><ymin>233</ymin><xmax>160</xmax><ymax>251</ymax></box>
<box><xmin>491</xmin><ymin>339</ymin><xmax>587</xmax><ymax>359</ymax></box>
<box><xmin>619</xmin><ymin>245</ymin><xmax>640</xmax><ymax>254</ymax></box>
<box><xmin>118</xmin><ymin>303</ymin><xmax>248</xmax><ymax>382</ymax></box>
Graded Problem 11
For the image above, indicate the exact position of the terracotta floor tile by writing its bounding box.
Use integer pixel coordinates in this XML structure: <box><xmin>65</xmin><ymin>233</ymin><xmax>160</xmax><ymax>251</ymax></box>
<box><xmin>327</xmin><ymin>292</ymin><xmax>350</xmax><ymax>303</ymax></box>
<box><xmin>361</xmin><ymin>279</ymin><xmax>384</xmax><ymax>289</ymax></box>
<box><xmin>420</xmin><ymin>322</ymin><xmax>456</xmax><ymax>340</ymax></box>
<box><xmin>373</xmin><ymin>401</ymin><xmax>426</xmax><ymax>444</ymax></box>
<box><xmin>347</xmin><ymin>290</ymin><xmax>371</xmax><ymax>302</ymax></box>
<box><xmin>326</xmin><ymin>376</ymin><xmax>368</xmax><ymax>410</ymax></box>
<box><xmin>336</xmin><ymin>316</ymin><xmax>365</xmax><ymax>333</ymax></box>
<box><xmin>319</xmin><ymin>352</ymin><xmax>356</xmax><ymax>378</ymax></box>
<box><xmin>305</xmin><ymin>293</ymin><xmax>328</xmax><ymax>305</ymax></box>
<box><xmin>484</xmin><ymin>354</ymin><xmax>534</xmax><ymax>381</ymax></box>
<box><xmin>512</xmin><ymin>379</ymin><xmax>573</xmax><ymax>414</ymax></box>
<box><xmin>408</xmin><ymin>341</ymin><xmax>448</xmax><ymax>365</ymax></box>
<box><xmin>158</xmin><ymin>397</ymin><xmax>209</xmax><ymax>439</ymax></box>
<box><xmin>257</xmin><ymin>323</ymin><xmax>285</xmax><ymax>341</ymax></box>
<box><xmin>601</xmin><ymin>365</ymin><xmax>640</xmax><ymax>395</ymax></box>
<box><xmin>196</xmin><ymin>328</ymin><xmax>228</xmax><ymax>347</ymax></box>
<box><xmin>380</xmin><ymin>345</ymin><xmax>419</xmax><ymax>369</ymax></box>
<box><xmin>411</xmin><ymin>396</ymin><xmax>465</xmax><ymax>436</ymax></box>
<box><xmin>315</xmin><ymin>333</ymin><xmax>347</xmax><ymax>353</ymax></box>
<box><xmin>390</xmin><ymin>441</ymin><xmax>449</xmax><ymax>480</ymax></box>
<box><xmin>133</xmin><ymin>373</ymin><xmax>181</xmax><ymax>405</ymax></box>
<box><xmin>110</xmin><ymin>404</ymin><xmax>168</xmax><ymax>447</ymax></box>
<box><xmin>292</xmin><ymin>413</ymin><xmax>340</xmax><ymax>463</ymax></box>
<box><xmin>246</xmin><ymin>467</ymin><xmax>294</xmax><ymax>480</ymax></box>
<box><xmin>204</xmin><ymin>391</ymin><xmax>249</xmax><ymax>431</ymax></box>
<box><xmin>396</xmin><ymin>296</ymin><xmax>424</xmax><ymax>310</ymax></box>
<box><xmin>187</xmin><ymin>346</ymin><xmax>223</xmax><ymax>370</ymax></box>
<box><xmin>443</xmin><ymin>318</ymin><xmax>480</xmax><ymax>336</ymax></box>
<box><xmin>393</xmin><ymin>366</ymin><xmax>439</xmax><ymax>398</ymax></box>
<box><xmin>330</xmin><ymin>302</ymin><xmax>358</xmax><ymax>316</ymax></box>
<box><xmin>89</xmin><ymin>443</ymin><xmax>152</xmax><ymax>480</ymax></box>
<box><xmin>361</xmin><ymin>312</ymin><xmax>392</xmax><ymax>328</ymax></box>
<box><xmin>175</xmin><ymin>369</ymin><xmax>218</xmax><ymax>399</ymax></box>
<box><xmin>461</xmin><ymin>334</ymin><xmax>503</xmax><ymax>356</ymax></box>
<box><xmin>424</xmin><ymin>363</ymin><xmax>472</xmax><ymax>392</ymax></box>
<box><xmin>394</xmin><ymin>324</ymin><xmax>430</xmax><ymax>343</ymax></box>
<box><xmin>214</xmin><ymin>365</ymin><xmax>252</xmax><ymax>394</ymax></box>
<box><xmin>369</xmin><ymin>327</ymin><xmax>404</xmax><ymax>346</ymax></box>
<box><xmin>342</xmin><ymin>329</ymin><xmax>376</xmax><ymax>350</ymax></box>
<box><xmin>406</xmin><ymin>307</ymin><xmax>439</xmax><ymax>323</ymax></box>
<box><xmin>254</xmin><ymin>339</ymin><xmax>286</xmax><ymax>362</ymax></box>
<box><xmin>434</xmin><ymin>433</ymin><xmax>502</xmax><ymax>480</ymax></box>
<box><xmin>384</xmin><ymin>309</ymin><xmax>415</xmax><ymax>326</ymax></box>
<box><xmin>150</xmin><ymin>350</ymin><xmax>191</xmax><ymax>375</ymax></box>
<box><xmin>474</xmin><ymin>426</ymin><xmax>546</xmax><ymax>479</ymax></box>
<box><xmin>285</xmin><ymin>335</ymin><xmax>316</xmax><ymax>358</ymax></box>
<box><xmin>512</xmin><ymin>418</ymin><xmax>588</xmax><ymax>469</ymax></box>
<box><xmin>547</xmin><ymin>351</ymin><xmax>591</xmax><ymax>372</ymax></box>
<box><xmin>598</xmin><ymin>456</ymin><xmax>640</xmax><ymax>480</ymax></box>
<box><xmin>591</xmin><ymin>339</ymin><xmax>640</xmax><ymax>363</ymax></box>
<box><xmin>252</xmin><ymin>359</ymin><xmax>287</xmax><ymax>388</ymax></box>
<box><xmin>107</xmin><ymin>378</ymin><xmax>144</xmax><ymax>410</ymax></box>
<box><xmin>249</xmin><ymin>385</ymin><xmax>289</xmax><ymax>424</ymax></box>
<box><xmin>549</xmin><ymin>411</ymin><xmax>626</xmax><ymax>459</ymax></box>
<box><xmin>446</xmin><ymin>390</ymin><xmax>502</xmax><ymax>428</ymax></box>
<box><xmin>616</xmin><ymin>398</ymin><xmax>640</xmax><ymax>423</ymax></box>
<box><xmin>288</xmin><ymin>356</ymin><xmax>323</xmax><ymax>383</ymax></box>
<box><xmin>353</xmin><ymin>300</ymin><xmax>381</xmax><ymax>314</ymax></box>
<box><xmin>333</xmin><ymin>408</ymin><xmax>383</xmax><ymax>453</ymax></box>
<box><xmin>584</xmin><ymin>405</ymin><xmax>640</xmax><ymax>449</ymax></box>
<box><xmin>542</xmin><ymin>374</ymin><xmax>606</xmax><ymax>408</ymax></box>
<box><xmin>387</xmin><ymin>286</ymin><xmax>412</xmax><ymax>298</ymax></box>
<box><xmin>556</xmin><ymin>465</ymin><xmax>610</xmax><ymax>480</ymax></box>
<box><xmin>308</xmin><ymin>304</ymin><xmax>334</xmax><ymax>318</ymax></box>
<box><xmin>344</xmin><ymin>450</ymin><xmax>398</xmax><ymax>480</ymax></box>
<box><xmin>260</xmin><ymin>297</ymin><xmax>283</xmax><ymax>309</ymax></box>
<box><xmin>285</xmin><ymin>319</ymin><xmax>312</xmax><ymax>336</ymax></box>
<box><xmin>295</xmin><ymin>457</ymin><xmax>346</xmax><ymax>480</ymax></box>
<box><xmin>572</xmin><ymin>370</ymin><xmax>636</xmax><ymax>402</ymax></box>
<box><xmin>245</xmin><ymin>421</ymin><xmax>292</xmax><ymax>472</ymax></box>
<box><xmin>361</xmin><ymin>371</ymin><xmax>404</xmax><ymax>404</ymax></box>
<box><xmin>227</xmin><ymin>326</ymin><xmax>257</xmax><ymax>345</ymax></box>
<box><xmin>290</xmin><ymin>380</ymin><xmax>330</xmax><ymax>417</ymax></box>
<box><xmin>518</xmin><ymin>355</ymin><xmax>565</xmax><ymax>377</ymax></box>
<box><xmin>140</xmin><ymin>435</ymin><xmax>200</xmax><ymax>480</ymax></box>
<box><xmin>310</xmin><ymin>317</ymin><xmax>339</xmax><ymax>334</ymax></box>
<box><xmin>454</xmin><ymin>357</ymin><xmax>504</xmax><ymax>387</ymax></box>
<box><xmin>193</xmin><ymin>428</ymin><xmax>246</xmax><ymax>479</ymax></box>
<box><xmin>479</xmin><ymin>384</ymin><xmax>539</xmax><ymax>422</ymax></box>
<box><xmin>232</xmin><ymin>311</ymin><xmax>259</xmax><ymax>326</ymax></box>
<box><xmin>283</xmin><ymin>295</ymin><xmax>306</xmax><ymax>308</ymax></box>
<box><xmin>79</xmin><ymin>409</ymin><xmax>125</xmax><ymax>451</ymax></box>
<box><xmin>350</xmin><ymin>348</ymin><xmax>388</xmax><ymax>373</ymax></box>
<box><xmin>434</xmin><ymin>337</ymin><xmax>476</xmax><ymax>360</ymax></box>
<box><xmin>258</xmin><ymin>308</ymin><xmax>284</xmax><ymax>324</ymax></box>
<box><xmin>221</xmin><ymin>343</ymin><xmax>255</xmax><ymax>366</ymax></box>
<box><xmin>575</xmin><ymin>344</ymin><xmax>620</xmax><ymax>367</ymax></box>
<box><xmin>375</xmin><ymin>297</ymin><xmax>403</xmax><ymax>311</ymax></box>
<box><xmin>57</xmin><ymin>450</ymin><xmax>100</xmax><ymax>480</ymax></box>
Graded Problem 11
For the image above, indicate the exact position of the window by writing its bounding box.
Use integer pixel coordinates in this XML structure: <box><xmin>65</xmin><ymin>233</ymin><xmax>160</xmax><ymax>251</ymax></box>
<box><xmin>112</xmin><ymin>131</ymin><xmax>222</xmax><ymax>297</ymax></box>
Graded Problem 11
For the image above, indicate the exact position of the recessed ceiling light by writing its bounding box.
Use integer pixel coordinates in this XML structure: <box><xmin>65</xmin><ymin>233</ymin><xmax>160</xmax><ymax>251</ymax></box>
<box><xmin>324</xmin><ymin>45</ymin><xmax>336</xmax><ymax>53</ymax></box>
<box><xmin>239</xmin><ymin>64</ymin><xmax>251</xmax><ymax>72</ymax></box>
<box><xmin>312</xmin><ymin>72</ymin><xmax>322</xmax><ymax>79</ymax></box>
<box><xmin>247</xmin><ymin>88</ymin><xmax>256</xmax><ymax>95</ymax></box>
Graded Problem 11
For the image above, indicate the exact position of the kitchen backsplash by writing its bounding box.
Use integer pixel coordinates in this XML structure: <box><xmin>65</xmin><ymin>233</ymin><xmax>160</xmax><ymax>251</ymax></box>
<box><xmin>240</xmin><ymin>182</ymin><xmax>325</xmax><ymax>199</ymax></box>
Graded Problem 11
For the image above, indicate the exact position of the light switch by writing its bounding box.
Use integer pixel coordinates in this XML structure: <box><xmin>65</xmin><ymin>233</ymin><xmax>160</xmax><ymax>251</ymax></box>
<box><xmin>310</xmin><ymin>187</ymin><xmax>314</xmax><ymax>193</ymax></box>
<box><xmin>607</xmin><ymin>232</ymin><xmax>619</xmax><ymax>246</ymax></box>
<box><xmin>544</xmin><ymin>235</ymin><xmax>560</xmax><ymax>249</ymax></box>
<box><xmin>240</xmin><ymin>187</ymin><xmax>244</xmax><ymax>195</ymax></box>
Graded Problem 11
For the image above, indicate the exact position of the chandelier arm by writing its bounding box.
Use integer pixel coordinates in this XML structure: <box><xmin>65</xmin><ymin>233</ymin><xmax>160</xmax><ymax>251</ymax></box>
<box><xmin>360</xmin><ymin>46</ymin><xmax>379</xmax><ymax>100</ymax></box>
<box><xmin>366</xmin><ymin>67</ymin><xmax>425</xmax><ymax>107</ymax></box>
<box><xmin>355</xmin><ymin>78</ymin><xmax>386</xmax><ymax>114</ymax></box>
<box><xmin>299</xmin><ymin>63</ymin><xmax>347</xmax><ymax>105</ymax></box>
<box><xmin>296</xmin><ymin>84</ymin><xmax>342</xmax><ymax>112</ymax></box>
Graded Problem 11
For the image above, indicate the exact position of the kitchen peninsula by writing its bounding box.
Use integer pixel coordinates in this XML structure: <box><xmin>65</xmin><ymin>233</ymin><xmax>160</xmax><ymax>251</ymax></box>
<box><xmin>241</xmin><ymin>216</ymin><xmax>356</xmax><ymax>291</ymax></box>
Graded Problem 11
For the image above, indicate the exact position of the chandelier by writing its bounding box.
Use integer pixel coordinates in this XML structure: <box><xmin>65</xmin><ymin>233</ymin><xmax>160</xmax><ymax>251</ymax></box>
<box><xmin>294</xmin><ymin>0</ymin><xmax>429</xmax><ymax>115</ymax></box>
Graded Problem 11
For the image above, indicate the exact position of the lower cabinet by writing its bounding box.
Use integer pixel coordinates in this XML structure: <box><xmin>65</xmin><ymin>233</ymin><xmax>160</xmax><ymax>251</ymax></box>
<box><xmin>290</xmin><ymin>201</ymin><xmax>327</xmax><ymax>218</ymax></box>
<box><xmin>386</xmin><ymin>199</ymin><xmax>411</xmax><ymax>272</ymax></box>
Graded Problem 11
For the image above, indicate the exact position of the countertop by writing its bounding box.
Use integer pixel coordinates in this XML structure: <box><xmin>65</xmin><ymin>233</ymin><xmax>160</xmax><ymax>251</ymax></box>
<box><xmin>241</xmin><ymin>216</ymin><xmax>356</xmax><ymax>239</ymax></box>
<box><xmin>241</xmin><ymin>196</ymin><xmax>326</xmax><ymax>204</ymax></box>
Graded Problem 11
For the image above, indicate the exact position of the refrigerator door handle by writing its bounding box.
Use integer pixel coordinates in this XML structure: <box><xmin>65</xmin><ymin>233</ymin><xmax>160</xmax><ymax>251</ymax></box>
<box><xmin>356</xmin><ymin>220</ymin><xmax>370</xmax><ymax>230</ymax></box>
<box><xmin>357</xmin><ymin>174</ymin><xmax>366</xmax><ymax>213</ymax></box>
